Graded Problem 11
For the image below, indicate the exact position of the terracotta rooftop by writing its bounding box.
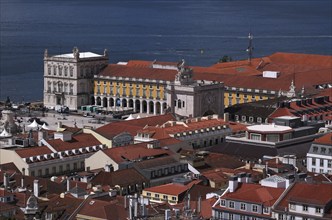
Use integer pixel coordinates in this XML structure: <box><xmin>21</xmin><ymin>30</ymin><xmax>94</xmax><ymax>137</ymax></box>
<box><xmin>15</xmin><ymin>146</ymin><xmax>53</xmax><ymax>158</ymax></box>
<box><xmin>274</xmin><ymin>182</ymin><xmax>332</xmax><ymax>212</ymax></box>
<box><xmin>143</xmin><ymin>179</ymin><xmax>201</xmax><ymax>196</ymax></box>
<box><xmin>222</xmin><ymin>183</ymin><xmax>285</xmax><ymax>206</ymax></box>
<box><xmin>43</xmin><ymin>194</ymin><xmax>83</xmax><ymax>217</ymax></box>
<box><xmin>313</xmin><ymin>132</ymin><xmax>332</xmax><ymax>145</ymax></box>
<box><xmin>47</xmin><ymin>133</ymin><xmax>101</xmax><ymax>151</ymax></box>
<box><xmin>101</xmin><ymin>142</ymin><xmax>173</xmax><ymax>164</ymax></box>
<box><xmin>135</xmin><ymin>156</ymin><xmax>180</xmax><ymax>170</ymax></box>
<box><xmin>95</xmin><ymin>113</ymin><xmax>175</xmax><ymax>140</ymax></box>
<box><xmin>77</xmin><ymin>197</ymin><xmax>127</xmax><ymax>220</ymax></box>
<box><xmin>98</xmin><ymin>52</ymin><xmax>332</xmax><ymax>93</ymax></box>
<box><xmin>91</xmin><ymin>168</ymin><xmax>148</xmax><ymax>187</ymax></box>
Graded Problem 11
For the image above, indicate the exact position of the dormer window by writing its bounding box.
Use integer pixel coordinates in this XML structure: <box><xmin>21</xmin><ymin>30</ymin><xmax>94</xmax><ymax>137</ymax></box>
<box><xmin>220</xmin><ymin>199</ymin><xmax>226</xmax><ymax>207</ymax></box>
<box><xmin>321</xmin><ymin>147</ymin><xmax>326</xmax><ymax>154</ymax></box>
<box><xmin>289</xmin><ymin>203</ymin><xmax>295</xmax><ymax>210</ymax></box>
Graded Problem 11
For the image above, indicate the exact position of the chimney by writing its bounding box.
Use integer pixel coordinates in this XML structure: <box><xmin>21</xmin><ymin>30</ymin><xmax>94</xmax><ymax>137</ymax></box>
<box><xmin>3</xmin><ymin>173</ymin><xmax>9</xmax><ymax>189</ymax></box>
<box><xmin>223</xmin><ymin>113</ymin><xmax>229</xmax><ymax>122</ymax></box>
<box><xmin>104</xmin><ymin>164</ymin><xmax>114</xmax><ymax>172</ymax></box>
<box><xmin>237</xmin><ymin>172</ymin><xmax>246</xmax><ymax>183</ymax></box>
<box><xmin>58</xmin><ymin>121</ymin><xmax>62</xmax><ymax>129</ymax></box>
<box><xmin>229</xmin><ymin>176</ymin><xmax>238</xmax><ymax>193</ymax></box>
<box><xmin>165</xmin><ymin>209</ymin><xmax>171</xmax><ymax>220</ymax></box>
<box><xmin>245</xmin><ymin>173</ymin><xmax>252</xmax><ymax>183</ymax></box>
<box><xmin>67</xmin><ymin>178</ymin><xmax>71</xmax><ymax>192</ymax></box>
<box><xmin>21</xmin><ymin>176</ymin><xmax>25</xmax><ymax>188</ymax></box>
<box><xmin>33</xmin><ymin>179</ymin><xmax>39</xmax><ymax>197</ymax></box>
<box><xmin>38</xmin><ymin>130</ymin><xmax>48</xmax><ymax>146</ymax></box>
<box><xmin>285</xmin><ymin>174</ymin><xmax>294</xmax><ymax>188</ymax></box>
<box><xmin>197</xmin><ymin>195</ymin><xmax>202</xmax><ymax>214</ymax></box>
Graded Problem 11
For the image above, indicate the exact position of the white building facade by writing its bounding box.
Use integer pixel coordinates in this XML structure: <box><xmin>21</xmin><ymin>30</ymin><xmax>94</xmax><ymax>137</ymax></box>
<box><xmin>43</xmin><ymin>47</ymin><xmax>109</xmax><ymax>110</ymax></box>
<box><xmin>306</xmin><ymin>133</ymin><xmax>332</xmax><ymax>174</ymax></box>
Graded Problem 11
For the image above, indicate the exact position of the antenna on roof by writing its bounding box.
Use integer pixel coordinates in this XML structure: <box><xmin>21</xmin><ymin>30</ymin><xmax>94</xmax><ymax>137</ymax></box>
<box><xmin>246</xmin><ymin>33</ymin><xmax>254</xmax><ymax>65</ymax></box>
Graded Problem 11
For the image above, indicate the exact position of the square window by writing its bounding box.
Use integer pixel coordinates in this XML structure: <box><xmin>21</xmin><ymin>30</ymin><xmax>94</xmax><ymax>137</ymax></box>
<box><xmin>252</xmin><ymin>205</ymin><xmax>258</xmax><ymax>212</ymax></box>
<box><xmin>220</xmin><ymin>200</ymin><xmax>226</xmax><ymax>206</ymax></box>
<box><xmin>303</xmin><ymin>205</ymin><xmax>308</xmax><ymax>211</ymax></box>
<box><xmin>229</xmin><ymin>201</ymin><xmax>234</xmax><ymax>208</ymax></box>
<box><xmin>240</xmin><ymin>203</ymin><xmax>246</xmax><ymax>210</ymax></box>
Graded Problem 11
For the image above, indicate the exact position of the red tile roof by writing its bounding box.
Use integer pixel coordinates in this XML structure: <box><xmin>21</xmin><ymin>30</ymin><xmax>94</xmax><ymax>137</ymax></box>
<box><xmin>77</xmin><ymin>197</ymin><xmax>127</xmax><ymax>220</ymax></box>
<box><xmin>91</xmin><ymin>168</ymin><xmax>148</xmax><ymax>187</ymax></box>
<box><xmin>275</xmin><ymin>182</ymin><xmax>332</xmax><ymax>211</ymax></box>
<box><xmin>98</xmin><ymin>52</ymin><xmax>332</xmax><ymax>93</ymax></box>
<box><xmin>313</xmin><ymin>133</ymin><xmax>332</xmax><ymax>145</ymax></box>
<box><xmin>143</xmin><ymin>180</ymin><xmax>201</xmax><ymax>196</ymax></box>
<box><xmin>95</xmin><ymin>113</ymin><xmax>176</xmax><ymax>140</ymax></box>
<box><xmin>222</xmin><ymin>183</ymin><xmax>285</xmax><ymax>206</ymax></box>
<box><xmin>47</xmin><ymin>133</ymin><xmax>101</xmax><ymax>151</ymax></box>
<box><xmin>15</xmin><ymin>146</ymin><xmax>53</xmax><ymax>158</ymax></box>
<box><xmin>102</xmin><ymin>142</ymin><xmax>173</xmax><ymax>164</ymax></box>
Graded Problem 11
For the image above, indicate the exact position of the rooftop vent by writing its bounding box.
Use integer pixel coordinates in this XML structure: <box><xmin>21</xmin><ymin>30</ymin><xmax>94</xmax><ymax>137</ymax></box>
<box><xmin>262</xmin><ymin>71</ymin><xmax>280</xmax><ymax>79</ymax></box>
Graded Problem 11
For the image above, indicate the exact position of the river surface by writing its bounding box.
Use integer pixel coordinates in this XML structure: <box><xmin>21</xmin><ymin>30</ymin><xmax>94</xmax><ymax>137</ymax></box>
<box><xmin>0</xmin><ymin>0</ymin><xmax>331</xmax><ymax>102</ymax></box>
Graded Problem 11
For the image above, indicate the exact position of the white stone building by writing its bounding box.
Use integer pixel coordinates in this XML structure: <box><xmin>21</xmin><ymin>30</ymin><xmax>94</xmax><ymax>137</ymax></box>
<box><xmin>43</xmin><ymin>47</ymin><xmax>109</xmax><ymax>110</ymax></box>
<box><xmin>306</xmin><ymin>133</ymin><xmax>332</xmax><ymax>174</ymax></box>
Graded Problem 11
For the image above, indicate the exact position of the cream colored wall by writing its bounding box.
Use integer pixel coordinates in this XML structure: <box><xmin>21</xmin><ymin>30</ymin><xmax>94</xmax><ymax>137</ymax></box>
<box><xmin>142</xmin><ymin>189</ymin><xmax>178</xmax><ymax>204</ymax></box>
<box><xmin>85</xmin><ymin>150</ymin><xmax>119</xmax><ymax>171</ymax></box>
<box><xmin>0</xmin><ymin>149</ymin><xmax>28</xmax><ymax>174</ymax></box>
<box><xmin>83</xmin><ymin>128</ymin><xmax>112</xmax><ymax>148</ymax></box>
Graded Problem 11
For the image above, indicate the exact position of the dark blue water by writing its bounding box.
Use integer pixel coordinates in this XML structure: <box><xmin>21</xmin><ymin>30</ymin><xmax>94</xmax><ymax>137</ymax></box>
<box><xmin>1</xmin><ymin>0</ymin><xmax>331</xmax><ymax>102</ymax></box>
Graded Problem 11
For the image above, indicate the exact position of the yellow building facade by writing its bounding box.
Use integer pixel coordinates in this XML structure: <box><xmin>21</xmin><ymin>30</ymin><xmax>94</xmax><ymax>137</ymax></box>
<box><xmin>92</xmin><ymin>76</ymin><xmax>169</xmax><ymax>115</ymax></box>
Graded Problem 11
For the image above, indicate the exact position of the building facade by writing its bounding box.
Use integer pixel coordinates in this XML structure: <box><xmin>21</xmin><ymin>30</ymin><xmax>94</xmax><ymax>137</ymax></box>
<box><xmin>43</xmin><ymin>47</ymin><xmax>109</xmax><ymax>110</ymax></box>
<box><xmin>306</xmin><ymin>133</ymin><xmax>332</xmax><ymax>174</ymax></box>
<box><xmin>93</xmin><ymin>60</ymin><xmax>224</xmax><ymax>117</ymax></box>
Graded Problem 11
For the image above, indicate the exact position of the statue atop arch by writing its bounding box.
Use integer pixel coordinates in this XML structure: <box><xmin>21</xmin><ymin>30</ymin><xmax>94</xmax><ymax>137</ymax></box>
<box><xmin>44</xmin><ymin>49</ymin><xmax>48</xmax><ymax>58</ymax></box>
<box><xmin>73</xmin><ymin>47</ymin><xmax>80</xmax><ymax>59</ymax></box>
<box><xmin>175</xmin><ymin>59</ymin><xmax>193</xmax><ymax>85</ymax></box>
<box><xmin>104</xmin><ymin>48</ymin><xmax>109</xmax><ymax>57</ymax></box>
